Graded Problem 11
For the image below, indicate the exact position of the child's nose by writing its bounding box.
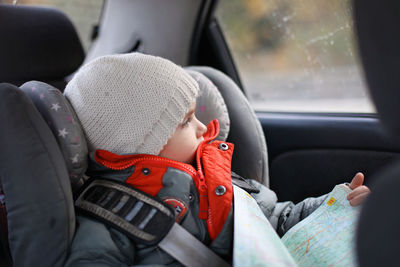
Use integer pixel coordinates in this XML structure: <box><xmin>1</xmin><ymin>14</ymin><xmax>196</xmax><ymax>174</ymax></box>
<box><xmin>197</xmin><ymin>120</ymin><xmax>207</xmax><ymax>138</ymax></box>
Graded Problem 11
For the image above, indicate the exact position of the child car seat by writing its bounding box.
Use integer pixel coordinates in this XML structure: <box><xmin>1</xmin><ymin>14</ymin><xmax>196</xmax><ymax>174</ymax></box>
<box><xmin>0</xmin><ymin>65</ymin><xmax>269</xmax><ymax>266</ymax></box>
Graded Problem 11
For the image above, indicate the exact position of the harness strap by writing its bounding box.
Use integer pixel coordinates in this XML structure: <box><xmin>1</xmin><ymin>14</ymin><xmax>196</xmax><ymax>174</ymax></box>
<box><xmin>159</xmin><ymin>223</ymin><xmax>230</xmax><ymax>267</ymax></box>
<box><xmin>75</xmin><ymin>178</ymin><xmax>230</xmax><ymax>266</ymax></box>
<box><xmin>75</xmin><ymin>178</ymin><xmax>175</xmax><ymax>245</ymax></box>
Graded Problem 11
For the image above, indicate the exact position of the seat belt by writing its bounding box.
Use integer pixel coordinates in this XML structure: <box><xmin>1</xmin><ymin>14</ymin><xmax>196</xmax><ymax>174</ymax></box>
<box><xmin>75</xmin><ymin>178</ymin><xmax>230</xmax><ymax>267</ymax></box>
<box><xmin>159</xmin><ymin>223</ymin><xmax>229</xmax><ymax>267</ymax></box>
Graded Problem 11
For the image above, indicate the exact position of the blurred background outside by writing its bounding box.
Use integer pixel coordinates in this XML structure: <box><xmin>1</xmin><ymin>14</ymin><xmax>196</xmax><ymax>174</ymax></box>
<box><xmin>1</xmin><ymin>0</ymin><xmax>375</xmax><ymax>113</ymax></box>
<box><xmin>217</xmin><ymin>0</ymin><xmax>375</xmax><ymax>113</ymax></box>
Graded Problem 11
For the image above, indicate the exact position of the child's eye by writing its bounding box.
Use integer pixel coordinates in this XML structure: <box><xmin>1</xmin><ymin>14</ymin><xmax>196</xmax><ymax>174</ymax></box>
<box><xmin>182</xmin><ymin>117</ymin><xmax>192</xmax><ymax>127</ymax></box>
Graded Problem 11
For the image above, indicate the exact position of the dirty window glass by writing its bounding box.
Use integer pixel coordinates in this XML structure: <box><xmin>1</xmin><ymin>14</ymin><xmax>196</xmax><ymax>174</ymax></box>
<box><xmin>217</xmin><ymin>0</ymin><xmax>375</xmax><ymax>113</ymax></box>
<box><xmin>1</xmin><ymin>0</ymin><xmax>103</xmax><ymax>52</ymax></box>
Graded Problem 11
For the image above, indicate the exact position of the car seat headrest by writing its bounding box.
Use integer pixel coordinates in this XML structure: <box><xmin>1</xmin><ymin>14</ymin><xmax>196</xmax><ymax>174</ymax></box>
<box><xmin>0</xmin><ymin>5</ymin><xmax>84</xmax><ymax>89</ymax></box>
<box><xmin>354</xmin><ymin>0</ymin><xmax>400</xmax><ymax>137</ymax></box>
<box><xmin>186</xmin><ymin>69</ymin><xmax>230</xmax><ymax>141</ymax></box>
<box><xmin>20</xmin><ymin>81</ymin><xmax>88</xmax><ymax>191</ymax></box>
<box><xmin>187</xmin><ymin>66</ymin><xmax>269</xmax><ymax>186</ymax></box>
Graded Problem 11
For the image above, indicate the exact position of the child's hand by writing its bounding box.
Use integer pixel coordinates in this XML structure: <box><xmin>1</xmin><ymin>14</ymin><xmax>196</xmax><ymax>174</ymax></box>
<box><xmin>347</xmin><ymin>172</ymin><xmax>371</xmax><ymax>206</ymax></box>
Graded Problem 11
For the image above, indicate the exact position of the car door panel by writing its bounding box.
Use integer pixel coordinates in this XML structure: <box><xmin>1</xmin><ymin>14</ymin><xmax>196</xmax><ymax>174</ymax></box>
<box><xmin>259</xmin><ymin>113</ymin><xmax>400</xmax><ymax>202</ymax></box>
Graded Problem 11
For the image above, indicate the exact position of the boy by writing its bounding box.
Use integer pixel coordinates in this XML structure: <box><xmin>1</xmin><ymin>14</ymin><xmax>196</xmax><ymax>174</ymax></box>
<box><xmin>64</xmin><ymin>53</ymin><xmax>370</xmax><ymax>266</ymax></box>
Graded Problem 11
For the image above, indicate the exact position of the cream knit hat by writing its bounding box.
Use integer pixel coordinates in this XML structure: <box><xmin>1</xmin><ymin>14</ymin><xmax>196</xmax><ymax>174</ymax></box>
<box><xmin>64</xmin><ymin>53</ymin><xmax>199</xmax><ymax>155</ymax></box>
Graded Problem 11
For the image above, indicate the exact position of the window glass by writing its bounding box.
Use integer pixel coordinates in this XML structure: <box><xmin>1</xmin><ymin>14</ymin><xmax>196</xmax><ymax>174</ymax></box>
<box><xmin>0</xmin><ymin>0</ymin><xmax>103</xmax><ymax>52</ymax></box>
<box><xmin>217</xmin><ymin>0</ymin><xmax>375</xmax><ymax>113</ymax></box>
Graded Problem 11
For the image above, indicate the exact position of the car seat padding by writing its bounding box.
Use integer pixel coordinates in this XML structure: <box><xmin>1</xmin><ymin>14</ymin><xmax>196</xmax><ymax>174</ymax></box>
<box><xmin>0</xmin><ymin>83</ymin><xmax>75</xmax><ymax>267</ymax></box>
<box><xmin>21</xmin><ymin>81</ymin><xmax>88</xmax><ymax>192</ymax></box>
<box><xmin>186</xmin><ymin>69</ymin><xmax>230</xmax><ymax>142</ymax></box>
<box><xmin>187</xmin><ymin>66</ymin><xmax>269</xmax><ymax>186</ymax></box>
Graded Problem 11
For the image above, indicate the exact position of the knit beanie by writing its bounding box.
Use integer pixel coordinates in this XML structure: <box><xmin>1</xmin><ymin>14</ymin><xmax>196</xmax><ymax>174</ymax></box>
<box><xmin>64</xmin><ymin>53</ymin><xmax>199</xmax><ymax>155</ymax></box>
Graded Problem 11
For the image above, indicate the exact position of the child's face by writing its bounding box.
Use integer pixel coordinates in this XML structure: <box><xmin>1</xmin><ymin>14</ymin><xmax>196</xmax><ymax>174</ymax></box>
<box><xmin>159</xmin><ymin>102</ymin><xmax>207</xmax><ymax>164</ymax></box>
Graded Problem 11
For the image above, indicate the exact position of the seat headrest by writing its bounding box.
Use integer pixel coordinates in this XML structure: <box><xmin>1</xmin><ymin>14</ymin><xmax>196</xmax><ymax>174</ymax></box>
<box><xmin>0</xmin><ymin>4</ymin><xmax>84</xmax><ymax>88</ymax></box>
<box><xmin>20</xmin><ymin>81</ymin><xmax>88</xmax><ymax>191</ymax></box>
<box><xmin>187</xmin><ymin>67</ymin><xmax>269</xmax><ymax>186</ymax></box>
<box><xmin>354</xmin><ymin>1</ymin><xmax>400</xmax><ymax>137</ymax></box>
<box><xmin>186</xmin><ymin>69</ymin><xmax>230</xmax><ymax>141</ymax></box>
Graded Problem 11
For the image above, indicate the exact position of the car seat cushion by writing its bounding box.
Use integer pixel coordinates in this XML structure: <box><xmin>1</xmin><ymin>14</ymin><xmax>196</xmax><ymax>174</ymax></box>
<box><xmin>20</xmin><ymin>81</ymin><xmax>88</xmax><ymax>191</ymax></box>
<box><xmin>0</xmin><ymin>83</ymin><xmax>75</xmax><ymax>266</ymax></box>
<box><xmin>186</xmin><ymin>70</ymin><xmax>230</xmax><ymax>141</ymax></box>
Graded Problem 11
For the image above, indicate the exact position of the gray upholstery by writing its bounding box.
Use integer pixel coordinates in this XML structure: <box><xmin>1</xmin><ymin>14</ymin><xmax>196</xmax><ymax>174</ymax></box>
<box><xmin>0</xmin><ymin>83</ymin><xmax>75</xmax><ymax>266</ymax></box>
<box><xmin>354</xmin><ymin>1</ymin><xmax>400</xmax><ymax>137</ymax></box>
<box><xmin>20</xmin><ymin>81</ymin><xmax>88</xmax><ymax>192</ymax></box>
<box><xmin>356</xmin><ymin>162</ymin><xmax>400</xmax><ymax>267</ymax></box>
<box><xmin>186</xmin><ymin>70</ymin><xmax>230</xmax><ymax>141</ymax></box>
<box><xmin>188</xmin><ymin>66</ymin><xmax>269</xmax><ymax>186</ymax></box>
<box><xmin>354</xmin><ymin>1</ymin><xmax>400</xmax><ymax>266</ymax></box>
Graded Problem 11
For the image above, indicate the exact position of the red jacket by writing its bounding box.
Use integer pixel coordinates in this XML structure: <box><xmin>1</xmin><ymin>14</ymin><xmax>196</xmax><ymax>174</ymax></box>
<box><xmin>93</xmin><ymin>119</ymin><xmax>234</xmax><ymax>240</ymax></box>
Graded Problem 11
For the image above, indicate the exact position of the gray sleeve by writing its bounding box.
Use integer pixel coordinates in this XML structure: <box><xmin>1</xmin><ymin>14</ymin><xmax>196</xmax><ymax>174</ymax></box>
<box><xmin>65</xmin><ymin>216</ymin><xmax>134</xmax><ymax>267</ymax></box>
<box><xmin>246</xmin><ymin>180</ymin><xmax>327</xmax><ymax>237</ymax></box>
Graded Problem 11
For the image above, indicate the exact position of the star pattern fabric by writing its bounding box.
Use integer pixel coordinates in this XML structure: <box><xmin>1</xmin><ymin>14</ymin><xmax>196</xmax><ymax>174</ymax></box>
<box><xmin>58</xmin><ymin>128</ymin><xmax>68</xmax><ymax>138</ymax></box>
<box><xmin>71</xmin><ymin>154</ymin><xmax>79</xmax><ymax>164</ymax></box>
<box><xmin>51</xmin><ymin>103</ymin><xmax>61</xmax><ymax>111</ymax></box>
<box><xmin>20</xmin><ymin>81</ymin><xmax>89</xmax><ymax>191</ymax></box>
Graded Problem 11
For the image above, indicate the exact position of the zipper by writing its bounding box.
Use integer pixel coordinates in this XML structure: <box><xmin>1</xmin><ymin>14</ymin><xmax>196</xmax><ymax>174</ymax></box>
<box><xmin>195</xmin><ymin>138</ymin><xmax>210</xmax><ymax>221</ymax></box>
<box><xmin>193</xmin><ymin>119</ymin><xmax>220</xmax><ymax>221</ymax></box>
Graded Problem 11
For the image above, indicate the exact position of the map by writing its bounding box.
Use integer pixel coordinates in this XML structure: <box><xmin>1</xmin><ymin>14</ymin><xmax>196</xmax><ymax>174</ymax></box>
<box><xmin>233</xmin><ymin>185</ymin><xmax>298</xmax><ymax>266</ymax></box>
<box><xmin>281</xmin><ymin>184</ymin><xmax>360</xmax><ymax>266</ymax></box>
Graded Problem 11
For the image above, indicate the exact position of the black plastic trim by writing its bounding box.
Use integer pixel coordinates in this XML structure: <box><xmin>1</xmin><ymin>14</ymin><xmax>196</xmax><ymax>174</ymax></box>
<box><xmin>190</xmin><ymin>0</ymin><xmax>244</xmax><ymax>91</ymax></box>
<box><xmin>189</xmin><ymin>0</ymin><xmax>212</xmax><ymax>65</ymax></box>
<box><xmin>257</xmin><ymin>111</ymin><xmax>377</xmax><ymax>118</ymax></box>
<box><xmin>204</xmin><ymin>19</ymin><xmax>243</xmax><ymax>90</ymax></box>
<box><xmin>258</xmin><ymin>112</ymin><xmax>400</xmax><ymax>162</ymax></box>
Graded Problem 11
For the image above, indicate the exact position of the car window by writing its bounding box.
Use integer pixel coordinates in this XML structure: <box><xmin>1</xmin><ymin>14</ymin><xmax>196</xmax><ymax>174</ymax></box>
<box><xmin>0</xmin><ymin>0</ymin><xmax>103</xmax><ymax>52</ymax></box>
<box><xmin>217</xmin><ymin>0</ymin><xmax>375</xmax><ymax>113</ymax></box>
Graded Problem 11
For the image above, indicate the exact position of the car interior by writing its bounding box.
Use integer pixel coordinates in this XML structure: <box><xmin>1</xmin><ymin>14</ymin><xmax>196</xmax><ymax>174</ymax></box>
<box><xmin>0</xmin><ymin>0</ymin><xmax>399</xmax><ymax>266</ymax></box>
